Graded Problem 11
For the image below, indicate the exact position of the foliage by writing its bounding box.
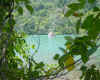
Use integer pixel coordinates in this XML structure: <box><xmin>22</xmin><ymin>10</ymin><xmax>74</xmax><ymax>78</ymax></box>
<box><xmin>80</xmin><ymin>65</ymin><xmax>100</xmax><ymax>80</ymax></box>
<box><xmin>0</xmin><ymin>0</ymin><xmax>34</xmax><ymax>80</ymax></box>
<box><xmin>54</xmin><ymin>0</ymin><xmax>100</xmax><ymax>79</ymax></box>
<box><xmin>15</xmin><ymin>0</ymin><xmax>75</xmax><ymax>35</ymax></box>
<box><xmin>0</xmin><ymin>0</ymin><xmax>100</xmax><ymax>80</ymax></box>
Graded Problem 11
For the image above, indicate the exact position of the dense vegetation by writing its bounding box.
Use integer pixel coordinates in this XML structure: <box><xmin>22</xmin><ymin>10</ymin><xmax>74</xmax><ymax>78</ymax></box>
<box><xmin>0</xmin><ymin>0</ymin><xmax>100</xmax><ymax>80</ymax></box>
<box><xmin>15</xmin><ymin>0</ymin><xmax>77</xmax><ymax>35</ymax></box>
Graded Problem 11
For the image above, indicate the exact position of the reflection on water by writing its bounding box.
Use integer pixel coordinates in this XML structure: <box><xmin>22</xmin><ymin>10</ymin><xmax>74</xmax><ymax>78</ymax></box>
<box><xmin>26</xmin><ymin>35</ymin><xmax>100</xmax><ymax>64</ymax></box>
<box><xmin>26</xmin><ymin>35</ymin><xmax>65</xmax><ymax>64</ymax></box>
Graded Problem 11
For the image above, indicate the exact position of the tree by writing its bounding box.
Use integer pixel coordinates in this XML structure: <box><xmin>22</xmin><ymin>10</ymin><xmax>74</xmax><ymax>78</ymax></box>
<box><xmin>15</xmin><ymin>0</ymin><xmax>74</xmax><ymax>35</ymax></box>
<box><xmin>54</xmin><ymin>0</ymin><xmax>100</xmax><ymax>79</ymax></box>
<box><xmin>0</xmin><ymin>0</ymin><xmax>100</xmax><ymax>80</ymax></box>
<box><xmin>0</xmin><ymin>0</ymin><xmax>34</xmax><ymax>80</ymax></box>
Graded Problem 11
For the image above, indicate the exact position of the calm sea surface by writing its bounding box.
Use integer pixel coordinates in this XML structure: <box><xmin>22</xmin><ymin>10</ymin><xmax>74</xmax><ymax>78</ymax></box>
<box><xmin>26</xmin><ymin>35</ymin><xmax>100</xmax><ymax>64</ymax></box>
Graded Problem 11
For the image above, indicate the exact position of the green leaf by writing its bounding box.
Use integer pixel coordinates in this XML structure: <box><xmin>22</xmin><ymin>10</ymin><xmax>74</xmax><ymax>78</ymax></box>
<box><xmin>68</xmin><ymin>3</ymin><xmax>83</xmax><ymax>10</ymax></box>
<box><xmin>82</xmin><ymin>15</ymin><xmax>94</xmax><ymax>30</ymax></box>
<box><xmin>96</xmin><ymin>70</ymin><xmax>100</xmax><ymax>79</ymax></box>
<box><xmin>81</xmin><ymin>53</ymin><xmax>89</xmax><ymax>63</ymax></box>
<box><xmin>65</xmin><ymin>3</ymin><xmax>84</xmax><ymax>17</ymax></box>
<box><xmin>58</xmin><ymin>55</ymin><xmax>65</xmax><ymax>68</ymax></box>
<box><xmin>32</xmin><ymin>45</ymin><xmax>35</xmax><ymax>49</ymax></box>
<box><xmin>87</xmin><ymin>15</ymin><xmax>100</xmax><ymax>39</ymax></box>
<box><xmin>76</xmin><ymin>18</ymin><xmax>81</xmax><ymax>34</ymax></box>
<box><xmin>39</xmin><ymin>62</ymin><xmax>45</xmax><ymax>68</ymax></box>
<box><xmin>64</xmin><ymin>55</ymin><xmax>75</xmax><ymax>71</ymax></box>
<box><xmin>80</xmin><ymin>65</ymin><xmax>87</xmax><ymax>71</ymax></box>
<box><xmin>64</xmin><ymin>36</ymin><xmax>73</xmax><ymax>41</ymax></box>
<box><xmin>35</xmin><ymin>50</ymin><xmax>38</xmax><ymax>53</ymax></box>
<box><xmin>32</xmin><ymin>71</ymin><xmax>39</xmax><ymax>78</ymax></box>
<box><xmin>64</xmin><ymin>9</ymin><xmax>74</xmax><ymax>17</ymax></box>
<box><xmin>26</xmin><ymin>4</ymin><xmax>34</xmax><ymax>14</ymax></box>
<box><xmin>95</xmin><ymin>18</ymin><xmax>100</xmax><ymax>31</ymax></box>
<box><xmin>59</xmin><ymin>47</ymin><xmax>66</xmax><ymax>54</ymax></box>
<box><xmin>53</xmin><ymin>54</ymin><xmax>60</xmax><ymax>60</ymax></box>
<box><xmin>23</xmin><ymin>0</ymin><xmax>30</xmax><ymax>4</ymax></box>
<box><xmin>88</xmin><ymin>47</ymin><xmax>97</xmax><ymax>56</ymax></box>
<box><xmin>78</xmin><ymin>0</ymin><xmax>85</xmax><ymax>5</ymax></box>
<box><xmin>15</xmin><ymin>0</ymin><xmax>30</xmax><ymax>4</ymax></box>
<box><xmin>35</xmin><ymin>62</ymin><xmax>44</xmax><ymax>69</ymax></box>
<box><xmin>93</xmin><ymin>7</ymin><xmax>100</xmax><ymax>12</ymax></box>
<box><xmin>18</xmin><ymin>6</ymin><xmax>23</xmax><ymax>15</ymax></box>
<box><xmin>84</xmin><ymin>69</ymin><xmax>92</xmax><ymax>80</ymax></box>
<box><xmin>88</xmin><ymin>0</ymin><xmax>95</xmax><ymax>4</ymax></box>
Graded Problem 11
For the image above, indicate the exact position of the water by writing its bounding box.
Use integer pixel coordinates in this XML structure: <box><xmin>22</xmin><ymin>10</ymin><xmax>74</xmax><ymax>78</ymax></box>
<box><xmin>26</xmin><ymin>35</ymin><xmax>100</xmax><ymax>64</ymax></box>
<box><xmin>26</xmin><ymin>35</ymin><xmax>66</xmax><ymax>64</ymax></box>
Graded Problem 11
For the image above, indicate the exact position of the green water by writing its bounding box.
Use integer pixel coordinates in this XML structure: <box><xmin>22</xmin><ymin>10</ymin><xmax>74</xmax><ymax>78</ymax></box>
<box><xmin>26</xmin><ymin>35</ymin><xmax>100</xmax><ymax>64</ymax></box>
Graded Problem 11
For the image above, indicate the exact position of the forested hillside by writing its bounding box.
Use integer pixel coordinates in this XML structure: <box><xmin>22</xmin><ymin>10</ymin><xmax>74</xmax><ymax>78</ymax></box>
<box><xmin>15</xmin><ymin>0</ymin><xmax>77</xmax><ymax>35</ymax></box>
<box><xmin>0</xmin><ymin>0</ymin><xmax>100</xmax><ymax>80</ymax></box>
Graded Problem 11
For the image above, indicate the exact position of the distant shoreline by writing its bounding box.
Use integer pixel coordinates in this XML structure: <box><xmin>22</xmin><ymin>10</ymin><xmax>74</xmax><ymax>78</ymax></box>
<box><xmin>28</xmin><ymin>33</ymin><xmax>73</xmax><ymax>36</ymax></box>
